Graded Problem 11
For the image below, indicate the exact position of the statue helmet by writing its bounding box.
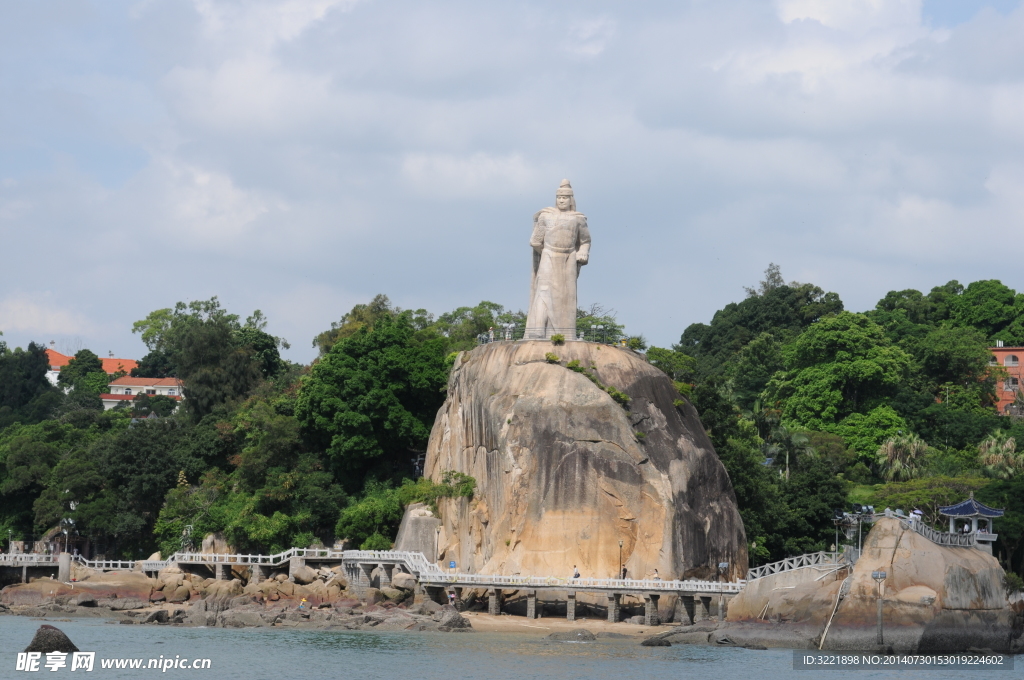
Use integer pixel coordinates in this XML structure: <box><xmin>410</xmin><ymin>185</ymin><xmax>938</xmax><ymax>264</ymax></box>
<box><xmin>555</xmin><ymin>179</ymin><xmax>576</xmax><ymax>211</ymax></box>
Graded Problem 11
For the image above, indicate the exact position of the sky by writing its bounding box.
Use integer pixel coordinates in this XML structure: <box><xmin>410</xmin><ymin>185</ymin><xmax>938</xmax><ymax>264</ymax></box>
<box><xmin>2</xmin><ymin>0</ymin><xmax>1023</xmax><ymax>364</ymax></box>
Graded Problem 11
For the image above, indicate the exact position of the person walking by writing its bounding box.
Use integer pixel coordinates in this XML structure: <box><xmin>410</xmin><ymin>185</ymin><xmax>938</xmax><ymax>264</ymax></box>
<box><xmin>572</xmin><ymin>565</ymin><xmax>580</xmax><ymax>580</ymax></box>
<box><xmin>652</xmin><ymin>569</ymin><xmax>661</xmax><ymax>581</ymax></box>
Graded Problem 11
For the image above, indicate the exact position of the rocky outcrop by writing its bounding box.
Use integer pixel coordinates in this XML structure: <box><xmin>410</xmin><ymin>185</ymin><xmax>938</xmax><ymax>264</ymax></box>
<box><xmin>425</xmin><ymin>341</ymin><xmax>747</xmax><ymax>581</ymax></box>
<box><xmin>394</xmin><ymin>503</ymin><xmax>441</xmax><ymax>557</ymax></box>
<box><xmin>724</xmin><ymin>518</ymin><xmax>1023</xmax><ymax>652</ymax></box>
<box><xmin>24</xmin><ymin>625</ymin><xmax>79</xmax><ymax>653</ymax></box>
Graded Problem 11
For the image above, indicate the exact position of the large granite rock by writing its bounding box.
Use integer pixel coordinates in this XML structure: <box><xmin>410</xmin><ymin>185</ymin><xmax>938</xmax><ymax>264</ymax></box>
<box><xmin>394</xmin><ymin>503</ymin><xmax>441</xmax><ymax>557</ymax></box>
<box><xmin>24</xmin><ymin>625</ymin><xmax>78</xmax><ymax>653</ymax></box>
<box><xmin>725</xmin><ymin>518</ymin><xmax>1023</xmax><ymax>652</ymax></box>
<box><xmin>425</xmin><ymin>340</ymin><xmax>747</xmax><ymax>581</ymax></box>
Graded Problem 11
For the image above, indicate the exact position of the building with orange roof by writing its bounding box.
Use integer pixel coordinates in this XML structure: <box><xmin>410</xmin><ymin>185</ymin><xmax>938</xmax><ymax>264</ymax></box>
<box><xmin>45</xmin><ymin>348</ymin><xmax>139</xmax><ymax>386</ymax></box>
<box><xmin>99</xmin><ymin>376</ymin><xmax>183</xmax><ymax>411</ymax></box>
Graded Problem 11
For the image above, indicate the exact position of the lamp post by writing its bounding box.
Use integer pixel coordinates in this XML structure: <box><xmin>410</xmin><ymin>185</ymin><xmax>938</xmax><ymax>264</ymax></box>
<box><xmin>435</xmin><ymin>525</ymin><xmax>441</xmax><ymax>562</ymax></box>
<box><xmin>871</xmin><ymin>571</ymin><xmax>887</xmax><ymax>645</ymax></box>
<box><xmin>618</xmin><ymin>539</ymin><xmax>623</xmax><ymax>579</ymax></box>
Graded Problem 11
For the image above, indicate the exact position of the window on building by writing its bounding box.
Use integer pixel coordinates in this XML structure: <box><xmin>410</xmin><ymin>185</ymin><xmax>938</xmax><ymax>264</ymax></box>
<box><xmin>1006</xmin><ymin>355</ymin><xmax>1019</xmax><ymax>367</ymax></box>
<box><xmin>168</xmin><ymin>389</ymin><xmax>176</xmax><ymax>395</ymax></box>
<box><xmin>1005</xmin><ymin>377</ymin><xmax>1019</xmax><ymax>391</ymax></box>
<box><xmin>990</xmin><ymin>357</ymin><xmax>999</xmax><ymax>366</ymax></box>
<box><xmin>124</xmin><ymin>388</ymin><xmax>132</xmax><ymax>395</ymax></box>
<box><xmin>146</xmin><ymin>389</ymin><xmax>156</xmax><ymax>395</ymax></box>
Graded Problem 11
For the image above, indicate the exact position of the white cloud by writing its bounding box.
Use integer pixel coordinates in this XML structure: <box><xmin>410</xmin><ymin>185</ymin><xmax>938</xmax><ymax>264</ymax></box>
<box><xmin>401</xmin><ymin>153</ymin><xmax>540</xmax><ymax>198</ymax></box>
<box><xmin>3</xmin><ymin>0</ymin><xmax>1024</xmax><ymax>363</ymax></box>
<box><xmin>0</xmin><ymin>295</ymin><xmax>98</xmax><ymax>338</ymax></box>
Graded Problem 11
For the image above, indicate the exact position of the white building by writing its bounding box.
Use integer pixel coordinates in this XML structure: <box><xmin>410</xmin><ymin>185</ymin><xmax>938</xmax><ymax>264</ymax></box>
<box><xmin>99</xmin><ymin>376</ymin><xmax>183</xmax><ymax>411</ymax></box>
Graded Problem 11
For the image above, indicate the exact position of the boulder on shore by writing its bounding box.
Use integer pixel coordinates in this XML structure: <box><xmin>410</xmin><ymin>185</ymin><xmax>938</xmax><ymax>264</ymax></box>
<box><xmin>425</xmin><ymin>341</ymin><xmax>747</xmax><ymax>583</ymax></box>
<box><xmin>725</xmin><ymin>518</ymin><xmax>1023</xmax><ymax>652</ymax></box>
<box><xmin>25</xmin><ymin>625</ymin><xmax>78</xmax><ymax>654</ymax></box>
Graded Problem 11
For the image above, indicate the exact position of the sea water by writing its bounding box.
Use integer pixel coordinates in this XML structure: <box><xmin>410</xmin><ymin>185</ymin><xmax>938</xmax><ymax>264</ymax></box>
<box><xmin>1</xmin><ymin>616</ymin><xmax>1018</xmax><ymax>679</ymax></box>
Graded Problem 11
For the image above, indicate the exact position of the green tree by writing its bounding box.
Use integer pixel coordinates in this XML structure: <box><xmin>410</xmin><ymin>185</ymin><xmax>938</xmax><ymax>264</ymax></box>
<box><xmin>131</xmin><ymin>350</ymin><xmax>176</xmax><ymax>378</ymax></box>
<box><xmin>56</xmin><ymin>349</ymin><xmax>104</xmax><ymax>391</ymax></box>
<box><xmin>313</xmin><ymin>294</ymin><xmax>399</xmax><ymax>355</ymax></box>
<box><xmin>876</xmin><ymin>433</ymin><xmax>929</xmax><ymax>481</ymax></box>
<box><xmin>296</xmin><ymin>314</ymin><xmax>449</xmax><ymax>490</ymax></box>
<box><xmin>873</xmin><ymin>476</ymin><xmax>988</xmax><ymax>528</ymax></box>
<box><xmin>949</xmin><ymin>280</ymin><xmax>1024</xmax><ymax>341</ymax></box>
<box><xmin>763</xmin><ymin>312</ymin><xmax>912</xmax><ymax>432</ymax></box>
<box><xmin>726</xmin><ymin>332</ymin><xmax>784</xmax><ymax>411</ymax></box>
<box><xmin>0</xmin><ymin>341</ymin><xmax>58</xmax><ymax>428</ymax></box>
<box><xmin>678</xmin><ymin>265</ymin><xmax>843</xmax><ymax>375</ymax></box>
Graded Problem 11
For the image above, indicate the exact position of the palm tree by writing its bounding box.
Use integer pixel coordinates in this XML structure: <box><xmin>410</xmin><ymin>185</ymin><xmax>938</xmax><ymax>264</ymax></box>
<box><xmin>979</xmin><ymin>430</ymin><xmax>1023</xmax><ymax>479</ymax></box>
<box><xmin>876</xmin><ymin>434</ymin><xmax>928</xmax><ymax>482</ymax></box>
<box><xmin>770</xmin><ymin>424</ymin><xmax>815</xmax><ymax>481</ymax></box>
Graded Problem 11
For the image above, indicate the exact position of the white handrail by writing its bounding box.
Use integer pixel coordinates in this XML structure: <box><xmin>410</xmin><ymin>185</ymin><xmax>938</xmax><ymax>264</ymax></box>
<box><xmin>746</xmin><ymin>551</ymin><xmax>842</xmax><ymax>581</ymax></box>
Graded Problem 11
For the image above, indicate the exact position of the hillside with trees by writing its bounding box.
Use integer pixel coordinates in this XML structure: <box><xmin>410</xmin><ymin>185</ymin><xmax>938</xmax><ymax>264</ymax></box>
<box><xmin>1</xmin><ymin>276</ymin><xmax>1022</xmax><ymax>584</ymax></box>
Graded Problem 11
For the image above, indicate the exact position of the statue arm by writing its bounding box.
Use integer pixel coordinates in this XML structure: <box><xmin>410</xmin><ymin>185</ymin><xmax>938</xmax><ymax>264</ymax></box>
<box><xmin>576</xmin><ymin>215</ymin><xmax>591</xmax><ymax>265</ymax></box>
<box><xmin>530</xmin><ymin>211</ymin><xmax>545</xmax><ymax>250</ymax></box>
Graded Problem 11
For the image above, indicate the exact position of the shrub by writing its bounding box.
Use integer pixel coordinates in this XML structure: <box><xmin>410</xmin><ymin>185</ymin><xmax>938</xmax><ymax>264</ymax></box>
<box><xmin>550</xmin><ymin>334</ymin><xmax>565</xmax><ymax>345</ymax></box>
<box><xmin>635</xmin><ymin>431</ymin><xmax>646</xmax><ymax>441</ymax></box>
<box><xmin>545</xmin><ymin>353</ymin><xmax>560</xmax><ymax>363</ymax></box>
<box><xmin>1004</xmin><ymin>572</ymin><xmax>1023</xmax><ymax>595</ymax></box>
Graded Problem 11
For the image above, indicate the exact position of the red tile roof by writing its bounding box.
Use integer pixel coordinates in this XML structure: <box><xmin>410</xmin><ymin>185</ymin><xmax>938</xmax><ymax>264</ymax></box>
<box><xmin>46</xmin><ymin>349</ymin><xmax>138</xmax><ymax>375</ymax></box>
<box><xmin>100</xmin><ymin>393</ymin><xmax>182</xmax><ymax>402</ymax></box>
<box><xmin>109</xmin><ymin>377</ymin><xmax>181</xmax><ymax>387</ymax></box>
<box><xmin>46</xmin><ymin>349</ymin><xmax>72</xmax><ymax>368</ymax></box>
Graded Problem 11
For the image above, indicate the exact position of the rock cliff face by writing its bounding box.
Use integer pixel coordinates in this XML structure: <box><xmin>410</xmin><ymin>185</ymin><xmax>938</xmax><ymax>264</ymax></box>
<box><xmin>424</xmin><ymin>340</ymin><xmax>747</xmax><ymax>581</ymax></box>
<box><xmin>725</xmin><ymin>518</ymin><xmax>1021</xmax><ymax>651</ymax></box>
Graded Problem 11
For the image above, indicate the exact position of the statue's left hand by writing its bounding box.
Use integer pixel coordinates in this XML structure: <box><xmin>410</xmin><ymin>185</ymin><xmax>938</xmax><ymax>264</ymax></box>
<box><xmin>576</xmin><ymin>253</ymin><xmax>589</xmax><ymax>265</ymax></box>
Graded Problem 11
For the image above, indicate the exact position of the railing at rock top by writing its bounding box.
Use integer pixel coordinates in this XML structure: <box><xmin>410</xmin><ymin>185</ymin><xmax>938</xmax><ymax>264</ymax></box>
<box><xmin>476</xmin><ymin>325</ymin><xmax>628</xmax><ymax>346</ymax></box>
<box><xmin>72</xmin><ymin>555</ymin><xmax>136</xmax><ymax>570</ymax></box>
<box><xmin>417</xmin><ymin>572</ymin><xmax>744</xmax><ymax>594</ymax></box>
<box><xmin>745</xmin><ymin>551</ymin><xmax>843</xmax><ymax>581</ymax></box>
<box><xmin>0</xmin><ymin>553</ymin><xmax>58</xmax><ymax>565</ymax></box>
<box><xmin>897</xmin><ymin>517</ymin><xmax>976</xmax><ymax>548</ymax></box>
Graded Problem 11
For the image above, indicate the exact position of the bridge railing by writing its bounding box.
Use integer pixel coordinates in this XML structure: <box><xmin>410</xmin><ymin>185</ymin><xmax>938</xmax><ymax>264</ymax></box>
<box><xmin>343</xmin><ymin>550</ymin><xmax>444</xmax><ymax>576</ymax></box>
<box><xmin>71</xmin><ymin>555</ymin><xmax>138</xmax><ymax>570</ymax></box>
<box><xmin>897</xmin><ymin>518</ymin><xmax>976</xmax><ymax>548</ymax></box>
<box><xmin>745</xmin><ymin>551</ymin><xmax>843</xmax><ymax>581</ymax></box>
<box><xmin>0</xmin><ymin>553</ymin><xmax>58</xmax><ymax>565</ymax></box>
<box><xmin>417</xmin><ymin>572</ymin><xmax>745</xmax><ymax>593</ymax></box>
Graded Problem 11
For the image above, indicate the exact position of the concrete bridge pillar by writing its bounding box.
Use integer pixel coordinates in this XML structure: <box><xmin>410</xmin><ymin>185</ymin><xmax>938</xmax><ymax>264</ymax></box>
<box><xmin>251</xmin><ymin>564</ymin><xmax>267</xmax><ymax>583</ymax></box>
<box><xmin>644</xmin><ymin>594</ymin><xmax>660</xmax><ymax>626</ymax></box>
<box><xmin>697</xmin><ymin>596</ymin><xmax>712</xmax><ymax>622</ymax></box>
<box><xmin>526</xmin><ymin>591</ymin><xmax>538</xmax><ymax>619</ymax></box>
<box><xmin>487</xmin><ymin>589</ymin><xmax>502</xmax><ymax>615</ymax></box>
<box><xmin>678</xmin><ymin>594</ymin><xmax>695</xmax><ymax>625</ymax></box>
<box><xmin>566</xmin><ymin>592</ymin><xmax>576</xmax><ymax>622</ymax></box>
<box><xmin>22</xmin><ymin>565</ymin><xmax>27</xmax><ymax>583</ymax></box>
<box><xmin>58</xmin><ymin>553</ymin><xmax>71</xmax><ymax>583</ymax></box>
<box><xmin>378</xmin><ymin>563</ymin><xmax>393</xmax><ymax>589</ymax></box>
<box><xmin>607</xmin><ymin>593</ymin><xmax>621</xmax><ymax>623</ymax></box>
<box><xmin>215</xmin><ymin>563</ymin><xmax>227</xmax><ymax>581</ymax></box>
<box><xmin>288</xmin><ymin>556</ymin><xmax>305</xmax><ymax>582</ymax></box>
<box><xmin>425</xmin><ymin>585</ymin><xmax>445</xmax><ymax>605</ymax></box>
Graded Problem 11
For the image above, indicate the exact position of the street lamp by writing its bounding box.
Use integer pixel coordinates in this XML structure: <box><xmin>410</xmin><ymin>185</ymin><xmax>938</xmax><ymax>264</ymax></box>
<box><xmin>435</xmin><ymin>526</ymin><xmax>441</xmax><ymax>562</ymax></box>
<box><xmin>618</xmin><ymin>539</ymin><xmax>623</xmax><ymax>579</ymax></box>
<box><xmin>871</xmin><ymin>571</ymin><xmax>887</xmax><ymax>645</ymax></box>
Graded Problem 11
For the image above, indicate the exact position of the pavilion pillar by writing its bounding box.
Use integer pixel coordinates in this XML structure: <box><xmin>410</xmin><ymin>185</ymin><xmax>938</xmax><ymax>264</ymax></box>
<box><xmin>949</xmin><ymin>517</ymin><xmax>955</xmax><ymax>534</ymax></box>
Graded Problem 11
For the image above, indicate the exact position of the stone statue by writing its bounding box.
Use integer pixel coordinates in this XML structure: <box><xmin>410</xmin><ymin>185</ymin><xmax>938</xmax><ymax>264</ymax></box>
<box><xmin>524</xmin><ymin>179</ymin><xmax>591</xmax><ymax>339</ymax></box>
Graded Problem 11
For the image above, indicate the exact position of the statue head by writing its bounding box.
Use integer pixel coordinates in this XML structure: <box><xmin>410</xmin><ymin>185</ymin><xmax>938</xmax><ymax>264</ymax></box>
<box><xmin>555</xmin><ymin>179</ymin><xmax>576</xmax><ymax>212</ymax></box>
